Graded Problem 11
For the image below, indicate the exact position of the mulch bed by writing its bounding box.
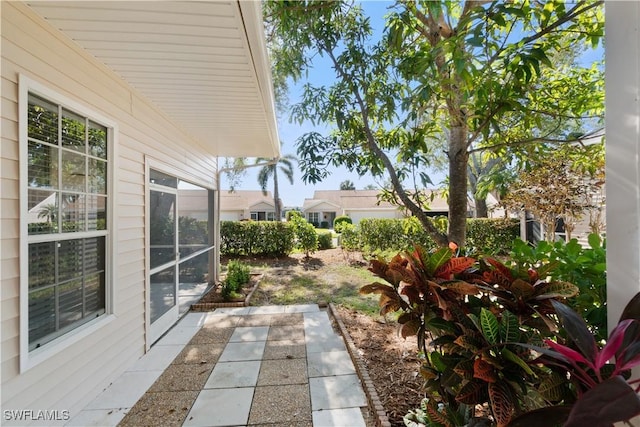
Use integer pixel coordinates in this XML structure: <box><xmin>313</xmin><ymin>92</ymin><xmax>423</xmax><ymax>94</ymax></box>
<box><xmin>191</xmin><ymin>274</ymin><xmax>261</xmax><ymax>309</ymax></box>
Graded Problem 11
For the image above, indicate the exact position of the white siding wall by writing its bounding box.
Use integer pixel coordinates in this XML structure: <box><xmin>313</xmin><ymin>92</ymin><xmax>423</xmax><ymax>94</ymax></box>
<box><xmin>1</xmin><ymin>3</ymin><xmax>218</xmax><ymax>416</ymax></box>
<box><xmin>346</xmin><ymin>209</ymin><xmax>405</xmax><ymax>225</ymax></box>
<box><xmin>605</xmin><ymin>2</ymin><xmax>640</xmax><ymax>329</ymax></box>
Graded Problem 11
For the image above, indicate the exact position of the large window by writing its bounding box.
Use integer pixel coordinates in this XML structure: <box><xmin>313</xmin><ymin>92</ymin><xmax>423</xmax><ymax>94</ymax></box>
<box><xmin>25</xmin><ymin>92</ymin><xmax>110</xmax><ymax>351</ymax></box>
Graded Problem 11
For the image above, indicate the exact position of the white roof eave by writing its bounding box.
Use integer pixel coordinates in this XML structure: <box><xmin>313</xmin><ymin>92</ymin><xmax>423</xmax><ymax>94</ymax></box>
<box><xmin>26</xmin><ymin>0</ymin><xmax>280</xmax><ymax>158</ymax></box>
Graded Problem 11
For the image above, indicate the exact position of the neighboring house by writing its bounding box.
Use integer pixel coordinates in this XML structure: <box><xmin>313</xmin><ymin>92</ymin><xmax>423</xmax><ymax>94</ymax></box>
<box><xmin>219</xmin><ymin>190</ymin><xmax>278</xmax><ymax>221</ymax></box>
<box><xmin>1</xmin><ymin>1</ymin><xmax>279</xmax><ymax>421</ymax></box>
<box><xmin>302</xmin><ymin>189</ymin><xmax>451</xmax><ymax>227</ymax></box>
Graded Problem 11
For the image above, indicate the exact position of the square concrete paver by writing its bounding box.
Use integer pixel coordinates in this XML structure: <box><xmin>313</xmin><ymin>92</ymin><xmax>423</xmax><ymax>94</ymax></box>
<box><xmin>172</xmin><ymin>344</ymin><xmax>225</xmax><ymax>365</ymax></box>
<box><xmin>257</xmin><ymin>358</ymin><xmax>308</xmax><ymax>386</ymax></box>
<box><xmin>83</xmin><ymin>370</ymin><xmax>162</xmax><ymax>410</ymax></box>
<box><xmin>270</xmin><ymin>313</ymin><xmax>304</xmax><ymax>326</ymax></box>
<box><xmin>119</xmin><ymin>390</ymin><xmax>198</xmax><ymax>427</ymax></box>
<box><xmin>249</xmin><ymin>305</ymin><xmax>286</xmax><ymax>315</ymax></box>
<box><xmin>219</xmin><ymin>341</ymin><xmax>266</xmax><ymax>362</ymax></box>
<box><xmin>312</xmin><ymin>407</ymin><xmax>367</xmax><ymax>427</ymax></box>
<box><xmin>248</xmin><ymin>384</ymin><xmax>311</xmax><ymax>424</ymax></box>
<box><xmin>202</xmin><ymin>314</ymin><xmax>242</xmax><ymax>328</ymax></box>
<box><xmin>268</xmin><ymin>325</ymin><xmax>305</xmax><ymax>342</ymax></box>
<box><xmin>238</xmin><ymin>314</ymin><xmax>273</xmax><ymax>327</ymax></box>
<box><xmin>205</xmin><ymin>361</ymin><xmax>261</xmax><ymax>388</ymax></box>
<box><xmin>263</xmin><ymin>340</ymin><xmax>307</xmax><ymax>360</ymax></box>
<box><xmin>285</xmin><ymin>304</ymin><xmax>320</xmax><ymax>313</ymax></box>
<box><xmin>306</xmin><ymin>334</ymin><xmax>347</xmax><ymax>354</ymax></box>
<box><xmin>183</xmin><ymin>387</ymin><xmax>254</xmax><ymax>427</ymax></box>
<box><xmin>148</xmin><ymin>363</ymin><xmax>214</xmax><ymax>392</ymax></box>
<box><xmin>307</xmin><ymin>350</ymin><xmax>356</xmax><ymax>377</ymax></box>
<box><xmin>229</xmin><ymin>326</ymin><xmax>270</xmax><ymax>342</ymax></box>
<box><xmin>309</xmin><ymin>375</ymin><xmax>367</xmax><ymax>410</ymax></box>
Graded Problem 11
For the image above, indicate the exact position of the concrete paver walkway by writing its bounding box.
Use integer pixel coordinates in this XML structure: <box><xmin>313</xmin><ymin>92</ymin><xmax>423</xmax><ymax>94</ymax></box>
<box><xmin>66</xmin><ymin>305</ymin><xmax>369</xmax><ymax>427</ymax></box>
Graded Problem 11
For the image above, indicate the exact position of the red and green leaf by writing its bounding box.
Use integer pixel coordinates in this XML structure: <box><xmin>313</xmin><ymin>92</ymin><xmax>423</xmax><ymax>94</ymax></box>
<box><xmin>489</xmin><ymin>382</ymin><xmax>515</xmax><ymax>427</ymax></box>
<box><xmin>456</xmin><ymin>380</ymin><xmax>487</xmax><ymax>404</ymax></box>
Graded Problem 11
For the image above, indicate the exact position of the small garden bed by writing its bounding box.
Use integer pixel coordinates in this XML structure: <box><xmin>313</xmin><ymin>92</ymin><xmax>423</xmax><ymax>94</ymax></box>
<box><xmin>191</xmin><ymin>273</ymin><xmax>262</xmax><ymax>310</ymax></box>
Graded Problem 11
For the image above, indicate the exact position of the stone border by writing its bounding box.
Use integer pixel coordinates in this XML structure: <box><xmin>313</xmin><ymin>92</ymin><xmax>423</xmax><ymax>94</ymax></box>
<box><xmin>191</xmin><ymin>274</ymin><xmax>261</xmax><ymax>311</ymax></box>
<box><xmin>328</xmin><ymin>303</ymin><xmax>392</xmax><ymax>427</ymax></box>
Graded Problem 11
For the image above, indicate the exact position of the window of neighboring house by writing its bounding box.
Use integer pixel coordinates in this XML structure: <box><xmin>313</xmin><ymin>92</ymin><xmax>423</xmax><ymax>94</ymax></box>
<box><xmin>25</xmin><ymin>92</ymin><xmax>110</xmax><ymax>351</ymax></box>
<box><xmin>250</xmin><ymin>211</ymin><xmax>276</xmax><ymax>221</ymax></box>
<box><xmin>308</xmin><ymin>212</ymin><xmax>320</xmax><ymax>225</ymax></box>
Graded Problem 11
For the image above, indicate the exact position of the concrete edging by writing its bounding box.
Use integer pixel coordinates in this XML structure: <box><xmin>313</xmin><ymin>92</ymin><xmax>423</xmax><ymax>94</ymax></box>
<box><xmin>328</xmin><ymin>303</ymin><xmax>392</xmax><ymax>427</ymax></box>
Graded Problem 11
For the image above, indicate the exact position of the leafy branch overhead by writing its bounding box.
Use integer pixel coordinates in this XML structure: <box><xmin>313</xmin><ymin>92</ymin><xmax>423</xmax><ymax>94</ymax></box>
<box><xmin>265</xmin><ymin>0</ymin><xmax>603</xmax><ymax>247</ymax></box>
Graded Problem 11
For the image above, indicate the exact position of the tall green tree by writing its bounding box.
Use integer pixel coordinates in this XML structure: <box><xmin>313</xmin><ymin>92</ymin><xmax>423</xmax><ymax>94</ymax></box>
<box><xmin>265</xmin><ymin>0</ymin><xmax>603</xmax><ymax>247</ymax></box>
<box><xmin>340</xmin><ymin>180</ymin><xmax>356</xmax><ymax>190</ymax></box>
<box><xmin>256</xmin><ymin>154</ymin><xmax>297</xmax><ymax>220</ymax></box>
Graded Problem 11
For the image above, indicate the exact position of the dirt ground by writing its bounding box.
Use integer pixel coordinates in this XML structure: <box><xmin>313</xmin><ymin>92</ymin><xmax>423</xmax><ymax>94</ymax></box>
<box><xmin>231</xmin><ymin>248</ymin><xmax>426</xmax><ymax>426</ymax></box>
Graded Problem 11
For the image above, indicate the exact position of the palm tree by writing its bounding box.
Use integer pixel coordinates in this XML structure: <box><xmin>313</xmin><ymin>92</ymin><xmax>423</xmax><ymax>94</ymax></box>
<box><xmin>256</xmin><ymin>154</ymin><xmax>297</xmax><ymax>220</ymax></box>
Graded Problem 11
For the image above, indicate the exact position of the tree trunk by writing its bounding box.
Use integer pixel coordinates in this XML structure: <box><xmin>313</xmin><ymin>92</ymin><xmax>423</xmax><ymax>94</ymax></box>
<box><xmin>448</xmin><ymin>124</ymin><xmax>469</xmax><ymax>247</ymax></box>
<box><xmin>475</xmin><ymin>198</ymin><xmax>488</xmax><ymax>218</ymax></box>
<box><xmin>273</xmin><ymin>169</ymin><xmax>281</xmax><ymax>220</ymax></box>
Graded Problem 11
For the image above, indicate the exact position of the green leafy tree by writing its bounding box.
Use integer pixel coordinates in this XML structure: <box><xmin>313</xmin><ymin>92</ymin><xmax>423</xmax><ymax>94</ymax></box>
<box><xmin>265</xmin><ymin>0</ymin><xmax>603</xmax><ymax>247</ymax></box>
<box><xmin>255</xmin><ymin>154</ymin><xmax>297</xmax><ymax>220</ymax></box>
<box><xmin>339</xmin><ymin>179</ymin><xmax>356</xmax><ymax>190</ymax></box>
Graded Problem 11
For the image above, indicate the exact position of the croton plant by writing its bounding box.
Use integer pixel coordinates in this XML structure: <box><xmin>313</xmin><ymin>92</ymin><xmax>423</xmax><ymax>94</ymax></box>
<box><xmin>360</xmin><ymin>244</ymin><xmax>640</xmax><ymax>427</ymax></box>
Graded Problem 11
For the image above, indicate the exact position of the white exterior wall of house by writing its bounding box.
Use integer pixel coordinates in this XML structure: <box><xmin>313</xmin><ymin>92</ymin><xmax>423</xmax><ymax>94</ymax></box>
<box><xmin>606</xmin><ymin>2</ymin><xmax>640</xmax><ymax>329</ymax></box>
<box><xmin>0</xmin><ymin>2</ymin><xmax>234</xmax><ymax>417</ymax></box>
<box><xmin>345</xmin><ymin>208</ymin><xmax>405</xmax><ymax>224</ymax></box>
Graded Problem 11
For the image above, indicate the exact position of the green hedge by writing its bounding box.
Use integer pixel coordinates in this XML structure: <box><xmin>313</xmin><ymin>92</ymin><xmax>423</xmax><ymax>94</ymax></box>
<box><xmin>344</xmin><ymin>217</ymin><xmax>519</xmax><ymax>254</ymax></box>
<box><xmin>220</xmin><ymin>221</ymin><xmax>294</xmax><ymax>257</ymax></box>
<box><xmin>466</xmin><ymin>218</ymin><xmax>520</xmax><ymax>255</ymax></box>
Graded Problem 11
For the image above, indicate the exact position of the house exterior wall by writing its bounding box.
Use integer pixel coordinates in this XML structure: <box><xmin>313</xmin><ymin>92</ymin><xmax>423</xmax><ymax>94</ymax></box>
<box><xmin>605</xmin><ymin>1</ymin><xmax>640</xmax><ymax>329</ymax></box>
<box><xmin>220</xmin><ymin>210</ymin><xmax>244</xmax><ymax>221</ymax></box>
<box><xmin>345</xmin><ymin>209</ymin><xmax>405</xmax><ymax>224</ymax></box>
<box><xmin>1</xmin><ymin>2</ymin><xmax>218</xmax><ymax>418</ymax></box>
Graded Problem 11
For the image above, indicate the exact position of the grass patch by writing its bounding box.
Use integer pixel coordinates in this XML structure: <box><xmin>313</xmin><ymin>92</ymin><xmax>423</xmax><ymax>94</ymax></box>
<box><xmin>250</xmin><ymin>258</ymin><xmax>380</xmax><ymax>316</ymax></box>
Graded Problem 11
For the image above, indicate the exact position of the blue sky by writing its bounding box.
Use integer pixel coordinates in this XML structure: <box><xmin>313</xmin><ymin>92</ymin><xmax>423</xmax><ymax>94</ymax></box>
<box><xmin>221</xmin><ymin>1</ymin><xmax>604</xmax><ymax>208</ymax></box>
<box><xmin>221</xmin><ymin>1</ymin><xmax>408</xmax><ymax>207</ymax></box>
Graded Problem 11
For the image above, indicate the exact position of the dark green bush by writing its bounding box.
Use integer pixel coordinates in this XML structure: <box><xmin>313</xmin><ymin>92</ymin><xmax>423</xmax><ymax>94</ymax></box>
<box><xmin>349</xmin><ymin>217</ymin><xmax>517</xmax><ymax>255</ymax></box>
<box><xmin>339</xmin><ymin>223</ymin><xmax>361</xmax><ymax>251</ymax></box>
<box><xmin>509</xmin><ymin>234</ymin><xmax>607</xmax><ymax>341</ymax></box>
<box><xmin>221</xmin><ymin>259</ymin><xmax>250</xmax><ymax>300</ymax></box>
<box><xmin>220</xmin><ymin>221</ymin><xmax>294</xmax><ymax>257</ymax></box>
<box><xmin>333</xmin><ymin>215</ymin><xmax>352</xmax><ymax>233</ymax></box>
<box><xmin>317</xmin><ymin>231</ymin><xmax>333</xmax><ymax>250</ymax></box>
<box><xmin>289</xmin><ymin>214</ymin><xmax>318</xmax><ymax>256</ymax></box>
<box><xmin>465</xmin><ymin>217</ymin><xmax>520</xmax><ymax>255</ymax></box>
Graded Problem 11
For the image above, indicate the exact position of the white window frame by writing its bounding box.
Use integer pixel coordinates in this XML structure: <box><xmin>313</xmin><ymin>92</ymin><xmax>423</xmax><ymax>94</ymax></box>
<box><xmin>308</xmin><ymin>212</ymin><xmax>320</xmax><ymax>224</ymax></box>
<box><xmin>18</xmin><ymin>75</ymin><xmax>117</xmax><ymax>372</ymax></box>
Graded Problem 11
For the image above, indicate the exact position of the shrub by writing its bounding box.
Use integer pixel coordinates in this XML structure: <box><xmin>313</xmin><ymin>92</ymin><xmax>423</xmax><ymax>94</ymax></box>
<box><xmin>317</xmin><ymin>231</ymin><xmax>333</xmax><ymax>250</ymax></box>
<box><xmin>362</xmin><ymin>245</ymin><xmax>580</xmax><ymax>426</ymax></box>
<box><xmin>339</xmin><ymin>223</ymin><xmax>361</xmax><ymax>251</ymax></box>
<box><xmin>465</xmin><ymin>217</ymin><xmax>520</xmax><ymax>255</ymax></box>
<box><xmin>221</xmin><ymin>259</ymin><xmax>250</xmax><ymax>300</ymax></box>
<box><xmin>289</xmin><ymin>213</ymin><xmax>318</xmax><ymax>257</ymax></box>
<box><xmin>333</xmin><ymin>215</ymin><xmax>352</xmax><ymax>233</ymax></box>
<box><xmin>509</xmin><ymin>233</ymin><xmax>607</xmax><ymax>341</ymax></box>
<box><xmin>220</xmin><ymin>221</ymin><xmax>294</xmax><ymax>257</ymax></box>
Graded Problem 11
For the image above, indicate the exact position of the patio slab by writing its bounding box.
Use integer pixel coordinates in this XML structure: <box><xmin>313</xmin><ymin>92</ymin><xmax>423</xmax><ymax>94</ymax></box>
<box><xmin>183</xmin><ymin>387</ymin><xmax>254</xmax><ymax>427</ymax></box>
<box><xmin>205</xmin><ymin>361</ymin><xmax>261</xmax><ymax>389</ymax></box>
<box><xmin>309</xmin><ymin>374</ymin><xmax>367</xmax><ymax>411</ymax></box>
